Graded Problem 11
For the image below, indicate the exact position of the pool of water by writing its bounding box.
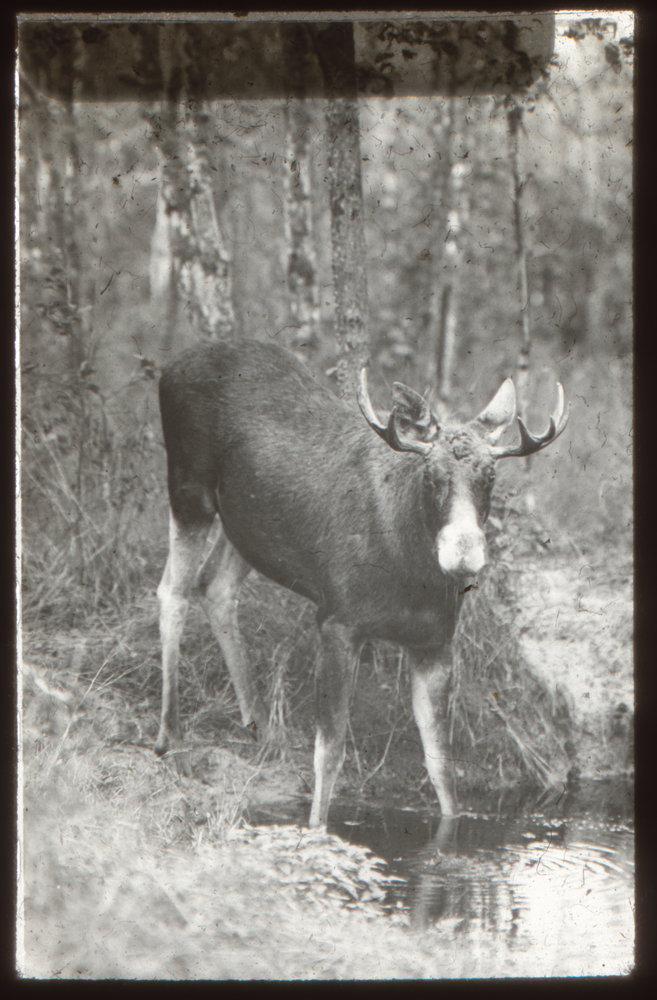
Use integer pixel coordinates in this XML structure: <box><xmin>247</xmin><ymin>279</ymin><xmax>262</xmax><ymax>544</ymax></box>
<box><xmin>250</xmin><ymin>799</ymin><xmax>635</xmax><ymax>977</ymax></box>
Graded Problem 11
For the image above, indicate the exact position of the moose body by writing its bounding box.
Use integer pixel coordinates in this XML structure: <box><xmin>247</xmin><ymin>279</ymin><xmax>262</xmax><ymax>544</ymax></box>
<box><xmin>156</xmin><ymin>338</ymin><xmax>568</xmax><ymax>826</ymax></box>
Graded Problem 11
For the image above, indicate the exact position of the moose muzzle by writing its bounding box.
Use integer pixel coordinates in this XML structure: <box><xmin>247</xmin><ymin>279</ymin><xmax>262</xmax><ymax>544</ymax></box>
<box><xmin>436</xmin><ymin>496</ymin><xmax>487</xmax><ymax>578</ymax></box>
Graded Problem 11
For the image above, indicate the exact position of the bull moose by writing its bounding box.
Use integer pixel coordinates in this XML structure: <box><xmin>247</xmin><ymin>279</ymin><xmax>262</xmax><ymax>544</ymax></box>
<box><xmin>155</xmin><ymin>338</ymin><xmax>569</xmax><ymax>826</ymax></box>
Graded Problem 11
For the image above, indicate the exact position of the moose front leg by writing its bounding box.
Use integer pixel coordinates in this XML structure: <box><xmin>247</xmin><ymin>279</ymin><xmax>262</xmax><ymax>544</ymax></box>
<box><xmin>409</xmin><ymin>651</ymin><xmax>459</xmax><ymax>817</ymax></box>
<box><xmin>309</xmin><ymin>621</ymin><xmax>358</xmax><ymax>828</ymax></box>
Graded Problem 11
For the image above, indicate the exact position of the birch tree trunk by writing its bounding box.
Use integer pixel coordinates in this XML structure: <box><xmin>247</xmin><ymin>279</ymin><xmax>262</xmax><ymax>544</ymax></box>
<box><xmin>181</xmin><ymin>116</ymin><xmax>235</xmax><ymax>341</ymax></box>
<box><xmin>430</xmin><ymin>100</ymin><xmax>468</xmax><ymax>406</ymax></box>
<box><xmin>150</xmin><ymin>25</ymin><xmax>235</xmax><ymax>350</ymax></box>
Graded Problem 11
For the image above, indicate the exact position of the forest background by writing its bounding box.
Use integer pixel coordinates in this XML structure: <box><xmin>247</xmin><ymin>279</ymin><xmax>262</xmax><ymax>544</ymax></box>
<box><xmin>17</xmin><ymin>13</ymin><xmax>634</xmax><ymax>979</ymax></box>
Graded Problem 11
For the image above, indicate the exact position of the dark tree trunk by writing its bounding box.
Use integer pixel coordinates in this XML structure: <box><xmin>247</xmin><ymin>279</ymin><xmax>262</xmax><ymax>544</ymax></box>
<box><xmin>280</xmin><ymin>24</ymin><xmax>320</xmax><ymax>353</ymax></box>
<box><xmin>508</xmin><ymin>105</ymin><xmax>531</xmax><ymax>430</ymax></box>
<box><xmin>310</xmin><ymin>23</ymin><xmax>370</xmax><ymax>404</ymax></box>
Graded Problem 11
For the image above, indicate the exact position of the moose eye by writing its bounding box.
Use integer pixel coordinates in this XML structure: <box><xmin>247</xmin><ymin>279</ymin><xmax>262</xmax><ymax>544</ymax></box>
<box><xmin>432</xmin><ymin>481</ymin><xmax>449</xmax><ymax>509</ymax></box>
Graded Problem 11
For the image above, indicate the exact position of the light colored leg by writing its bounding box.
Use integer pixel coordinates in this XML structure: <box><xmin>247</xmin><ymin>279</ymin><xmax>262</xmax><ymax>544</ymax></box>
<box><xmin>410</xmin><ymin>655</ymin><xmax>459</xmax><ymax>816</ymax></box>
<box><xmin>411</xmin><ymin>815</ymin><xmax>460</xmax><ymax>930</ymax></box>
<box><xmin>200</xmin><ymin>532</ymin><xmax>269</xmax><ymax>739</ymax></box>
<box><xmin>156</xmin><ymin>512</ymin><xmax>214</xmax><ymax>773</ymax></box>
<box><xmin>309</xmin><ymin>622</ymin><xmax>358</xmax><ymax>828</ymax></box>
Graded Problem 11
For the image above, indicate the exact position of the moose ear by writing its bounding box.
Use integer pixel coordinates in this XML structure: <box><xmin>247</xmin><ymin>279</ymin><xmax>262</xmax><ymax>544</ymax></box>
<box><xmin>472</xmin><ymin>378</ymin><xmax>516</xmax><ymax>443</ymax></box>
<box><xmin>391</xmin><ymin>382</ymin><xmax>438</xmax><ymax>450</ymax></box>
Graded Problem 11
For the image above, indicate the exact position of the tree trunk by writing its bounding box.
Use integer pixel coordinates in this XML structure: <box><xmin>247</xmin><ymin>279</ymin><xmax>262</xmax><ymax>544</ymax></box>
<box><xmin>148</xmin><ymin>144</ymin><xmax>177</xmax><ymax>352</ymax></box>
<box><xmin>421</xmin><ymin>97</ymin><xmax>448</xmax><ymax>397</ymax></box>
<box><xmin>310</xmin><ymin>23</ymin><xmax>369</xmax><ymax>404</ymax></box>
<box><xmin>58</xmin><ymin>29</ymin><xmax>89</xmax><ymax>584</ymax></box>
<box><xmin>19</xmin><ymin>76</ymin><xmax>52</xmax><ymax>242</ymax></box>
<box><xmin>51</xmin><ymin>28</ymin><xmax>87</xmax><ymax>373</ymax></box>
<box><xmin>508</xmin><ymin>105</ymin><xmax>531</xmax><ymax>431</ymax></box>
<box><xmin>149</xmin><ymin>25</ymin><xmax>235</xmax><ymax>350</ymax></box>
<box><xmin>282</xmin><ymin>103</ymin><xmax>320</xmax><ymax>352</ymax></box>
<box><xmin>422</xmin><ymin>98</ymin><xmax>456</xmax><ymax>405</ymax></box>
<box><xmin>181</xmin><ymin>116</ymin><xmax>235</xmax><ymax>341</ymax></box>
<box><xmin>431</xmin><ymin>99</ymin><xmax>467</xmax><ymax>407</ymax></box>
<box><xmin>437</xmin><ymin>284</ymin><xmax>457</xmax><ymax>404</ymax></box>
<box><xmin>280</xmin><ymin>24</ymin><xmax>320</xmax><ymax>354</ymax></box>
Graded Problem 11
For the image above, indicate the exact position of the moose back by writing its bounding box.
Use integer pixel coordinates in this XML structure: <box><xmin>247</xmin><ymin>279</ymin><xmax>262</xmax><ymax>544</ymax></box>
<box><xmin>155</xmin><ymin>338</ymin><xmax>568</xmax><ymax>826</ymax></box>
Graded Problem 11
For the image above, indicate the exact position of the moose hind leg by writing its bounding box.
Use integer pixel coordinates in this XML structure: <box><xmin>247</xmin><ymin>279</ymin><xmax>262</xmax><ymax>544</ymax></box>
<box><xmin>200</xmin><ymin>530</ymin><xmax>269</xmax><ymax>740</ymax></box>
<box><xmin>309</xmin><ymin>621</ymin><xmax>358</xmax><ymax>828</ymax></box>
<box><xmin>410</xmin><ymin>653</ymin><xmax>459</xmax><ymax>817</ymax></box>
<box><xmin>156</xmin><ymin>512</ymin><xmax>215</xmax><ymax>773</ymax></box>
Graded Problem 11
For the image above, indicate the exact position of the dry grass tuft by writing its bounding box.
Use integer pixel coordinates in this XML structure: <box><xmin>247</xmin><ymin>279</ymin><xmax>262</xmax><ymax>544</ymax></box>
<box><xmin>20</xmin><ymin>760</ymin><xmax>436</xmax><ymax>981</ymax></box>
<box><xmin>449</xmin><ymin>512</ymin><xmax>573</xmax><ymax>797</ymax></box>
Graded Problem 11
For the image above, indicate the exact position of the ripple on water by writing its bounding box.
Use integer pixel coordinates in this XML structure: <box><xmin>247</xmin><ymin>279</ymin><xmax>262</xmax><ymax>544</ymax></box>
<box><xmin>252</xmin><ymin>801</ymin><xmax>634</xmax><ymax>978</ymax></box>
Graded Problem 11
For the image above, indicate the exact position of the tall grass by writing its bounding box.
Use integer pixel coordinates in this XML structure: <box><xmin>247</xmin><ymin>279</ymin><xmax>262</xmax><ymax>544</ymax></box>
<box><xmin>20</xmin><ymin>326</ymin><xmax>631</xmax><ymax>803</ymax></box>
<box><xmin>21</xmin><ymin>356</ymin><xmax>168</xmax><ymax>625</ymax></box>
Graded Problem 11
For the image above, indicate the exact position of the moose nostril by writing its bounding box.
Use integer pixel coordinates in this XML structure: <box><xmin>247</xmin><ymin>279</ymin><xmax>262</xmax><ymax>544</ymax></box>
<box><xmin>437</xmin><ymin>526</ymin><xmax>486</xmax><ymax>577</ymax></box>
<box><xmin>453</xmin><ymin>554</ymin><xmax>485</xmax><ymax>577</ymax></box>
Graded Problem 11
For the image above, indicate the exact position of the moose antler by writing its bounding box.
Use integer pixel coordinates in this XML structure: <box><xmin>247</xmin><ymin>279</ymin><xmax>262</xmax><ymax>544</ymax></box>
<box><xmin>490</xmin><ymin>383</ymin><xmax>570</xmax><ymax>459</ymax></box>
<box><xmin>357</xmin><ymin>369</ymin><xmax>436</xmax><ymax>455</ymax></box>
<box><xmin>357</xmin><ymin>368</ymin><xmax>392</xmax><ymax>444</ymax></box>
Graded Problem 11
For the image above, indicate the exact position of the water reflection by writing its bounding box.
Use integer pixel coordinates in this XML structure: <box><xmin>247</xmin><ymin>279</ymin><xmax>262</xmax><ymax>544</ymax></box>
<box><xmin>248</xmin><ymin>798</ymin><xmax>634</xmax><ymax>976</ymax></box>
<box><xmin>330</xmin><ymin>806</ymin><xmax>634</xmax><ymax>976</ymax></box>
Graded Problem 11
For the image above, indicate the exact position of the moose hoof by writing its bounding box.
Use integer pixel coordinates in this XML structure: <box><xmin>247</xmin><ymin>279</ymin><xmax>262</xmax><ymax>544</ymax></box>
<box><xmin>242</xmin><ymin>704</ymin><xmax>271</xmax><ymax>743</ymax></box>
<box><xmin>170</xmin><ymin>747</ymin><xmax>193</xmax><ymax>776</ymax></box>
<box><xmin>162</xmin><ymin>746</ymin><xmax>192</xmax><ymax>777</ymax></box>
<box><xmin>155</xmin><ymin>735</ymin><xmax>192</xmax><ymax>777</ymax></box>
